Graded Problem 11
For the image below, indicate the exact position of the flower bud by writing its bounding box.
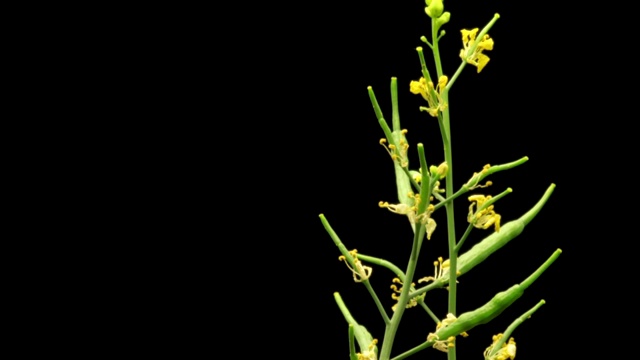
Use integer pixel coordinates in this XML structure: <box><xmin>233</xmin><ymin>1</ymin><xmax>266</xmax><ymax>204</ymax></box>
<box><xmin>436</xmin><ymin>161</ymin><xmax>448</xmax><ymax>179</ymax></box>
<box><xmin>436</xmin><ymin>11</ymin><xmax>450</xmax><ymax>28</ymax></box>
<box><xmin>425</xmin><ymin>0</ymin><xmax>444</xmax><ymax>18</ymax></box>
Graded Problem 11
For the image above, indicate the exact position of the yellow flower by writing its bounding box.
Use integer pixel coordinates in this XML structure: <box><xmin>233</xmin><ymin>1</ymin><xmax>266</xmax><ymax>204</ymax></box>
<box><xmin>484</xmin><ymin>334</ymin><xmax>516</xmax><ymax>360</ymax></box>
<box><xmin>459</xmin><ymin>28</ymin><xmax>494</xmax><ymax>73</ymax></box>
<box><xmin>357</xmin><ymin>339</ymin><xmax>378</xmax><ymax>360</ymax></box>
<box><xmin>338</xmin><ymin>249</ymin><xmax>373</xmax><ymax>282</ymax></box>
<box><xmin>467</xmin><ymin>194</ymin><xmax>501</xmax><ymax>232</ymax></box>
<box><xmin>379</xmin><ymin>129</ymin><xmax>409</xmax><ymax>167</ymax></box>
<box><xmin>409</xmin><ymin>75</ymin><xmax>448</xmax><ymax>117</ymax></box>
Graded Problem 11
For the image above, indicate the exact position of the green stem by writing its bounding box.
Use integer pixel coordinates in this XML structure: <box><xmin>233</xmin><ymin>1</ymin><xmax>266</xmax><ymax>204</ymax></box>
<box><xmin>432</xmin><ymin>16</ymin><xmax>457</xmax><ymax>360</ymax></box>
<box><xmin>357</xmin><ymin>253</ymin><xmax>405</xmax><ymax>279</ymax></box>
<box><xmin>432</xmin><ymin>19</ymin><xmax>443</xmax><ymax>79</ymax></box>
<box><xmin>417</xmin><ymin>299</ymin><xmax>440</xmax><ymax>324</ymax></box>
<box><xmin>349</xmin><ymin>325</ymin><xmax>358</xmax><ymax>360</ymax></box>
<box><xmin>363</xmin><ymin>281</ymin><xmax>391</xmax><ymax>326</ymax></box>
<box><xmin>420</xmin><ymin>36</ymin><xmax>433</xmax><ymax>50</ymax></box>
<box><xmin>390</xmin><ymin>340</ymin><xmax>436</xmax><ymax>360</ymax></box>
<box><xmin>475</xmin><ymin>187</ymin><xmax>512</xmax><ymax>214</ymax></box>
<box><xmin>445</xmin><ymin>61</ymin><xmax>467</xmax><ymax>92</ymax></box>
<box><xmin>409</xmin><ymin>279</ymin><xmax>445</xmax><ymax>298</ymax></box>
<box><xmin>378</xmin><ymin>144</ymin><xmax>432</xmax><ymax>360</ymax></box>
<box><xmin>454</xmin><ymin>223</ymin><xmax>474</xmax><ymax>253</ymax></box>
<box><xmin>442</xmin><ymin>103</ymin><xmax>457</xmax><ymax>360</ymax></box>
<box><xmin>434</xmin><ymin>185</ymin><xmax>467</xmax><ymax>211</ymax></box>
<box><xmin>379</xmin><ymin>225</ymin><xmax>425</xmax><ymax>360</ymax></box>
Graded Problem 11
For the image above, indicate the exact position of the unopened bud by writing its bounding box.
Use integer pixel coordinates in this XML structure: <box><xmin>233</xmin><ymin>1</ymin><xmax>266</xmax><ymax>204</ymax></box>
<box><xmin>436</xmin><ymin>12</ymin><xmax>451</xmax><ymax>28</ymax></box>
<box><xmin>425</xmin><ymin>0</ymin><xmax>444</xmax><ymax>18</ymax></box>
<box><xmin>436</xmin><ymin>162</ymin><xmax>448</xmax><ymax>179</ymax></box>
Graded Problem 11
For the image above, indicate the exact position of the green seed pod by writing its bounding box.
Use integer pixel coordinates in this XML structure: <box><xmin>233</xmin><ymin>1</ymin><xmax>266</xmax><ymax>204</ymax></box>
<box><xmin>440</xmin><ymin>184</ymin><xmax>555</xmax><ymax>281</ymax></box>
<box><xmin>353</xmin><ymin>324</ymin><xmax>376</xmax><ymax>355</ymax></box>
<box><xmin>436</xmin><ymin>285</ymin><xmax>524</xmax><ymax>339</ymax></box>
<box><xmin>434</xmin><ymin>248</ymin><xmax>560</xmax><ymax>339</ymax></box>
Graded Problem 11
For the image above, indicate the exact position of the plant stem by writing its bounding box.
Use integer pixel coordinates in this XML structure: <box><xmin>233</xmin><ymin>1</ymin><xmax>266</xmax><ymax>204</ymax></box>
<box><xmin>455</xmin><ymin>223</ymin><xmax>474</xmax><ymax>253</ymax></box>
<box><xmin>378</xmin><ymin>144</ymin><xmax>432</xmax><ymax>360</ymax></box>
<box><xmin>379</xmin><ymin>225</ymin><xmax>425</xmax><ymax>360</ymax></box>
<box><xmin>417</xmin><ymin>299</ymin><xmax>440</xmax><ymax>324</ymax></box>
<box><xmin>363</xmin><ymin>281</ymin><xmax>391</xmax><ymax>326</ymax></box>
<box><xmin>390</xmin><ymin>340</ymin><xmax>436</xmax><ymax>360</ymax></box>
<box><xmin>349</xmin><ymin>325</ymin><xmax>358</xmax><ymax>360</ymax></box>
<box><xmin>445</xmin><ymin>61</ymin><xmax>467</xmax><ymax>92</ymax></box>
<box><xmin>433</xmin><ymin>15</ymin><xmax>457</xmax><ymax>360</ymax></box>
<box><xmin>409</xmin><ymin>278</ymin><xmax>446</xmax><ymax>298</ymax></box>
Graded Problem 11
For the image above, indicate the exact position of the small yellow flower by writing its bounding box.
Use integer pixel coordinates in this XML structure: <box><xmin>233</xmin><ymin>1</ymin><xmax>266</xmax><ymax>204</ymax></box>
<box><xmin>409</xmin><ymin>76</ymin><xmax>448</xmax><ymax>117</ymax></box>
<box><xmin>464</xmin><ymin>164</ymin><xmax>493</xmax><ymax>190</ymax></box>
<box><xmin>338</xmin><ymin>249</ymin><xmax>373</xmax><ymax>283</ymax></box>
<box><xmin>418</xmin><ymin>256</ymin><xmax>449</xmax><ymax>284</ymax></box>
<box><xmin>379</xmin><ymin>129</ymin><xmax>409</xmax><ymax>167</ymax></box>
<box><xmin>459</xmin><ymin>28</ymin><xmax>494</xmax><ymax>73</ymax></box>
<box><xmin>427</xmin><ymin>314</ymin><xmax>459</xmax><ymax>353</ymax></box>
<box><xmin>484</xmin><ymin>334</ymin><xmax>516</xmax><ymax>360</ymax></box>
<box><xmin>357</xmin><ymin>339</ymin><xmax>378</xmax><ymax>360</ymax></box>
<box><xmin>468</xmin><ymin>194</ymin><xmax>501</xmax><ymax>232</ymax></box>
<box><xmin>379</xmin><ymin>200</ymin><xmax>417</xmax><ymax>224</ymax></box>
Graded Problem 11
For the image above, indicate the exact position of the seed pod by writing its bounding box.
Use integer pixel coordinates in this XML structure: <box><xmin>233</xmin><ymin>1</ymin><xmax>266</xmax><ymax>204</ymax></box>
<box><xmin>441</xmin><ymin>184</ymin><xmax>555</xmax><ymax>281</ymax></box>
<box><xmin>434</xmin><ymin>249</ymin><xmax>560</xmax><ymax>339</ymax></box>
<box><xmin>436</xmin><ymin>285</ymin><xmax>524</xmax><ymax>339</ymax></box>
